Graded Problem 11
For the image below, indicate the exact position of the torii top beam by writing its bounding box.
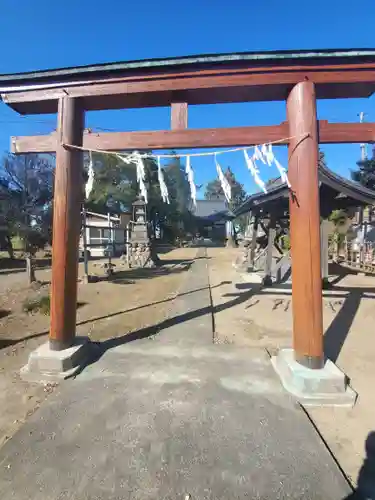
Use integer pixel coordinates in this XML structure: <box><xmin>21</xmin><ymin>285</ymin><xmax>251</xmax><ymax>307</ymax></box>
<box><xmin>1</xmin><ymin>48</ymin><xmax>375</xmax><ymax>114</ymax></box>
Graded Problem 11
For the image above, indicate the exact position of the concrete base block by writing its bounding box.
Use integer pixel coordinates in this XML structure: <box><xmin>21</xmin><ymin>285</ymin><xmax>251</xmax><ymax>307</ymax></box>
<box><xmin>271</xmin><ymin>348</ymin><xmax>357</xmax><ymax>407</ymax></box>
<box><xmin>21</xmin><ymin>337</ymin><xmax>94</xmax><ymax>383</ymax></box>
<box><xmin>262</xmin><ymin>275</ymin><xmax>273</xmax><ymax>287</ymax></box>
<box><xmin>239</xmin><ymin>272</ymin><xmax>263</xmax><ymax>284</ymax></box>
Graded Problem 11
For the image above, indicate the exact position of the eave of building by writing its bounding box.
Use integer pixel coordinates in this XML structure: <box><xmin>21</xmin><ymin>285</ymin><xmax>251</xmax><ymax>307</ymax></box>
<box><xmin>235</xmin><ymin>164</ymin><xmax>375</xmax><ymax>218</ymax></box>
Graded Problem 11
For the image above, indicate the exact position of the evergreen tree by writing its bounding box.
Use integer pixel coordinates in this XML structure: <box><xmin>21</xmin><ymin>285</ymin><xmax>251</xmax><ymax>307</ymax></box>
<box><xmin>351</xmin><ymin>157</ymin><xmax>375</xmax><ymax>190</ymax></box>
<box><xmin>86</xmin><ymin>151</ymin><xmax>192</xmax><ymax>240</ymax></box>
<box><xmin>204</xmin><ymin>167</ymin><xmax>246</xmax><ymax>210</ymax></box>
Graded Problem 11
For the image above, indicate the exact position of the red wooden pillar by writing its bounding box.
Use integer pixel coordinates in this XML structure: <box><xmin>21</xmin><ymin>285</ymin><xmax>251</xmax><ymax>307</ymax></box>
<box><xmin>287</xmin><ymin>81</ymin><xmax>324</xmax><ymax>369</ymax></box>
<box><xmin>49</xmin><ymin>97</ymin><xmax>84</xmax><ymax>350</ymax></box>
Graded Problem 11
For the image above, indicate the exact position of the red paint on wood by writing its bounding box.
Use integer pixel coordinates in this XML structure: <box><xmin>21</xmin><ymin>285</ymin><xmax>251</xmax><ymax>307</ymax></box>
<box><xmin>49</xmin><ymin>97</ymin><xmax>84</xmax><ymax>350</ymax></box>
<box><xmin>287</xmin><ymin>81</ymin><xmax>323</xmax><ymax>368</ymax></box>
<box><xmin>11</xmin><ymin>121</ymin><xmax>375</xmax><ymax>154</ymax></box>
<box><xmin>171</xmin><ymin>102</ymin><xmax>188</xmax><ymax>130</ymax></box>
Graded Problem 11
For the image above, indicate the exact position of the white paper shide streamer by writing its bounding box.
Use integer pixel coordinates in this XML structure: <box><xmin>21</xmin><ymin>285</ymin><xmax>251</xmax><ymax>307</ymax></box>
<box><xmin>185</xmin><ymin>156</ymin><xmax>197</xmax><ymax>208</ymax></box>
<box><xmin>254</xmin><ymin>146</ymin><xmax>267</xmax><ymax>165</ymax></box>
<box><xmin>157</xmin><ymin>157</ymin><xmax>170</xmax><ymax>204</ymax></box>
<box><xmin>244</xmin><ymin>150</ymin><xmax>267</xmax><ymax>194</ymax></box>
<box><xmin>261</xmin><ymin>143</ymin><xmax>273</xmax><ymax>166</ymax></box>
<box><xmin>215</xmin><ymin>155</ymin><xmax>231</xmax><ymax>203</ymax></box>
<box><xmin>85</xmin><ymin>151</ymin><xmax>95</xmax><ymax>200</ymax></box>
<box><xmin>260</xmin><ymin>143</ymin><xmax>291</xmax><ymax>188</ymax></box>
<box><xmin>117</xmin><ymin>151</ymin><xmax>148</xmax><ymax>203</ymax></box>
<box><xmin>109</xmin><ymin>139</ymin><xmax>292</xmax><ymax>206</ymax></box>
<box><xmin>274</xmin><ymin>158</ymin><xmax>291</xmax><ymax>188</ymax></box>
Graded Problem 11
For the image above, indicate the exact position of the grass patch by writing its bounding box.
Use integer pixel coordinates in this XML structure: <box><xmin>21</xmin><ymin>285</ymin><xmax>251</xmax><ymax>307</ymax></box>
<box><xmin>23</xmin><ymin>295</ymin><xmax>51</xmax><ymax>315</ymax></box>
<box><xmin>23</xmin><ymin>296</ymin><xmax>86</xmax><ymax>315</ymax></box>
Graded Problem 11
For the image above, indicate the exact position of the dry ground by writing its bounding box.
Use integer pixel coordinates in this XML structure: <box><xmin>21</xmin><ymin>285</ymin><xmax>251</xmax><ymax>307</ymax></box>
<box><xmin>0</xmin><ymin>247</ymin><xmax>196</xmax><ymax>447</ymax></box>
<box><xmin>2</xmin><ymin>245</ymin><xmax>374</xmax><ymax>487</ymax></box>
<box><xmin>208</xmin><ymin>246</ymin><xmax>375</xmax><ymax>486</ymax></box>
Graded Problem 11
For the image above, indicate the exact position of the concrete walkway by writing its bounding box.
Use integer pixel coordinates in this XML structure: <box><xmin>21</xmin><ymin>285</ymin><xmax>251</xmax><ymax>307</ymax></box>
<box><xmin>151</xmin><ymin>247</ymin><xmax>213</xmax><ymax>347</ymax></box>
<box><xmin>0</xmin><ymin>249</ymin><xmax>352</xmax><ymax>499</ymax></box>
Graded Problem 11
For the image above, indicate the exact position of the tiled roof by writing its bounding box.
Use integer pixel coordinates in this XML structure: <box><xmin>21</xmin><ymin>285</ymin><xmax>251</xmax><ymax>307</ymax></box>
<box><xmin>192</xmin><ymin>199</ymin><xmax>227</xmax><ymax>218</ymax></box>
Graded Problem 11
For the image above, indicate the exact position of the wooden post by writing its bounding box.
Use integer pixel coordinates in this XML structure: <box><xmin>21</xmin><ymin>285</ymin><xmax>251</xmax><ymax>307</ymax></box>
<box><xmin>249</xmin><ymin>216</ymin><xmax>259</xmax><ymax>269</ymax></box>
<box><xmin>321</xmin><ymin>219</ymin><xmax>330</xmax><ymax>288</ymax></box>
<box><xmin>107</xmin><ymin>212</ymin><xmax>112</xmax><ymax>270</ymax></box>
<box><xmin>26</xmin><ymin>255</ymin><xmax>36</xmax><ymax>284</ymax></box>
<box><xmin>287</xmin><ymin>81</ymin><xmax>324</xmax><ymax>369</ymax></box>
<box><xmin>49</xmin><ymin>97</ymin><xmax>84</xmax><ymax>351</ymax></box>
<box><xmin>126</xmin><ymin>223</ymin><xmax>130</xmax><ymax>266</ymax></box>
<box><xmin>82</xmin><ymin>207</ymin><xmax>89</xmax><ymax>279</ymax></box>
<box><xmin>171</xmin><ymin>102</ymin><xmax>188</xmax><ymax>130</ymax></box>
<box><xmin>263</xmin><ymin>216</ymin><xmax>276</xmax><ymax>286</ymax></box>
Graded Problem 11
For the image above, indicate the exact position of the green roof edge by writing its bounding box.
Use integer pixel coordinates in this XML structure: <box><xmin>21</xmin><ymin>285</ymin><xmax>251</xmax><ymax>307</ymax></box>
<box><xmin>1</xmin><ymin>48</ymin><xmax>375</xmax><ymax>83</ymax></box>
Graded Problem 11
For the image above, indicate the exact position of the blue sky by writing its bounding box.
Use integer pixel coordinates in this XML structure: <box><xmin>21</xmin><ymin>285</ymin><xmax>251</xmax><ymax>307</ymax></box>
<box><xmin>0</xmin><ymin>0</ymin><xmax>375</xmax><ymax>196</ymax></box>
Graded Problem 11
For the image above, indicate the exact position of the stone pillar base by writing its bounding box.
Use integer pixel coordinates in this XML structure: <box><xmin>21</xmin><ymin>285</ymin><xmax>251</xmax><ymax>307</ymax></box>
<box><xmin>20</xmin><ymin>337</ymin><xmax>95</xmax><ymax>383</ymax></box>
<box><xmin>271</xmin><ymin>348</ymin><xmax>357</xmax><ymax>407</ymax></box>
<box><xmin>262</xmin><ymin>275</ymin><xmax>273</xmax><ymax>287</ymax></box>
<box><xmin>81</xmin><ymin>274</ymin><xmax>99</xmax><ymax>284</ymax></box>
<box><xmin>129</xmin><ymin>242</ymin><xmax>159</xmax><ymax>269</ymax></box>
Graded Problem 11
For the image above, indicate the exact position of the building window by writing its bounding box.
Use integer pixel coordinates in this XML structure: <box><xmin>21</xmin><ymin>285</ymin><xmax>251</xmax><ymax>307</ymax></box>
<box><xmin>90</xmin><ymin>228</ymin><xmax>101</xmax><ymax>239</ymax></box>
<box><xmin>89</xmin><ymin>227</ymin><xmax>110</xmax><ymax>244</ymax></box>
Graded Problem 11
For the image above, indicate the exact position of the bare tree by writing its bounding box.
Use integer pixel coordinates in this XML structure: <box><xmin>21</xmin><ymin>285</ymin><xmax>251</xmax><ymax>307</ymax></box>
<box><xmin>1</xmin><ymin>154</ymin><xmax>54</xmax><ymax>284</ymax></box>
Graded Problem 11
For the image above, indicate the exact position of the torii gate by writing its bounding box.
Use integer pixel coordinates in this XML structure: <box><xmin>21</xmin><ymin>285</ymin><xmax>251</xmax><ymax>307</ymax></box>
<box><xmin>1</xmin><ymin>49</ymin><xmax>375</xmax><ymax>395</ymax></box>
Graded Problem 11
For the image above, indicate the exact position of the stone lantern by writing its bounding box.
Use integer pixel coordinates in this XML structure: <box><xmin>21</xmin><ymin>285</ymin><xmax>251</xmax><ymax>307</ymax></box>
<box><xmin>133</xmin><ymin>198</ymin><xmax>147</xmax><ymax>225</ymax></box>
<box><xmin>128</xmin><ymin>196</ymin><xmax>159</xmax><ymax>268</ymax></box>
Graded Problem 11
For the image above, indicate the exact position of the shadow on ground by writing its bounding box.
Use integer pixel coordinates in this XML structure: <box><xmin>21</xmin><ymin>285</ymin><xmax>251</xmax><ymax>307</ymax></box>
<box><xmin>343</xmin><ymin>431</ymin><xmax>375</xmax><ymax>499</ymax></box>
<box><xmin>0</xmin><ymin>257</ymin><xmax>51</xmax><ymax>270</ymax></box>
<box><xmin>0</xmin><ymin>258</ymin><xmax>192</xmax><ymax>350</ymax></box>
<box><xmin>0</xmin><ymin>309</ymin><xmax>10</xmax><ymax>319</ymax></box>
<box><xmin>0</xmin><ymin>257</ymin><xmax>52</xmax><ymax>276</ymax></box>
<box><xmin>4</xmin><ymin>259</ymin><xmax>366</xmax><ymax>365</ymax></box>
<box><xmin>0</xmin><ymin>302</ymin><xmax>85</xmax><ymax>351</ymax></box>
<box><xmin>0</xmin><ymin>279</ymin><xmax>230</xmax><ymax>352</ymax></box>
<box><xmin>3</xmin><ymin>257</ymin><xmax>371</xmax><ymax>374</ymax></box>
<box><xmin>0</xmin><ymin>255</ymin><xmax>118</xmax><ymax>276</ymax></box>
<box><xmin>233</xmin><ymin>262</ymin><xmax>375</xmax><ymax>363</ymax></box>
<box><xmin>107</xmin><ymin>259</ymin><xmax>193</xmax><ymax>285</ymax></box>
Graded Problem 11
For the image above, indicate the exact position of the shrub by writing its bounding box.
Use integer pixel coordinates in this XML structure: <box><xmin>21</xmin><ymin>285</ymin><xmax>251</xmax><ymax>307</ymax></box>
<box><xmin>280</xmin><ymin>234</ymin><xmax>291</xmax><ymax>251</ymax></box>
<box><xmin>23</xmin><ymin>295</ymin><xmax>51</xmax><ymax>315</ymax></box>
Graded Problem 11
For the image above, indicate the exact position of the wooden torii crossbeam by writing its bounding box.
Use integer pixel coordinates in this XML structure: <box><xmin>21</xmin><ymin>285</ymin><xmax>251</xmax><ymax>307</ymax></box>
<box><xmin>2</xmin><ymin>48</ymin><xmax>375</xmax><ymax>376</ymax></box>
<box><xmin>10</xmin><ymin>120</ymin><xmax>375</xmax><ymax>153</ymax></box>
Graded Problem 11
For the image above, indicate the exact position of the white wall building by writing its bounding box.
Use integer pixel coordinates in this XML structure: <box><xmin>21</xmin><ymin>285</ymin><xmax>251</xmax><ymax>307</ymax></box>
<box><xmin>79</xmin><ymin>211</ymin><xmax>131</xmax><ymax>257</ymax></box>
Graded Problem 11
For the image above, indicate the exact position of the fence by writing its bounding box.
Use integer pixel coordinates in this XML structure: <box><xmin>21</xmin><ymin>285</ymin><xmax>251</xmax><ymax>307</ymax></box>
<box><xmin>328</xmin><ymin>235</ymin><xmax>375</xmax><ymax>274</ymax></box>
<box><xmin>342</xmin><ymin>239</ymin><xmax>375</xmax><ymax>273</ymax></box>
